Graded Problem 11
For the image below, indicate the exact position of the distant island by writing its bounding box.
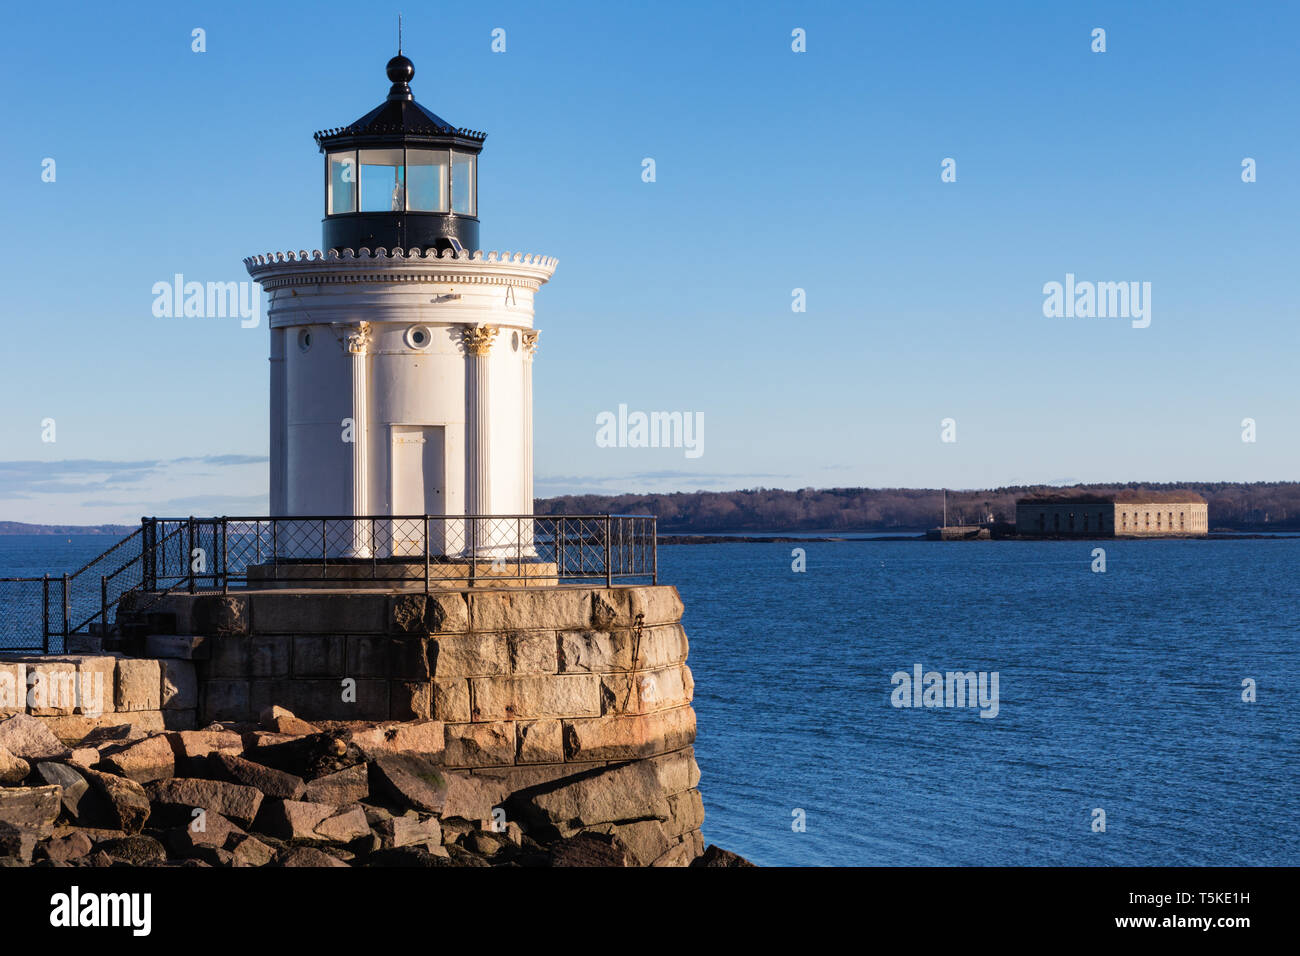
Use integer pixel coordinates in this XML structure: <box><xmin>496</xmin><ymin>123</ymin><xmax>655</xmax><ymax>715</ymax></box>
<box><xmin>5</xmin><ymin>481</ymin><xmax>1298</xmax><ymax>535</ymax></box>
<box><xmin>0</xmin><ymin>521</ymin><xmax>134</xmax><ymax>535</ymax></box>
<box><xmin>537</xmin><ymin>481</ymin><xmax>1300</xmax><ymax>534</ymax></box>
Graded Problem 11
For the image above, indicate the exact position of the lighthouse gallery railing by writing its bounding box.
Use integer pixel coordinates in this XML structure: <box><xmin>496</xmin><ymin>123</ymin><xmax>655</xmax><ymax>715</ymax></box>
<box><xmin>0</xmin><ymin>514</ymin><xmax>657</xmax><ymax>653</ymax></box>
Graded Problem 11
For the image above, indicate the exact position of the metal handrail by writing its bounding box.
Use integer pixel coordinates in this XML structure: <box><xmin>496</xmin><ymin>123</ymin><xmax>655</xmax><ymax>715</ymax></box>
<box><xmin>2</xmin><ymin>513</ymin><xmax>658</xmax><ymax>653</ymax></box>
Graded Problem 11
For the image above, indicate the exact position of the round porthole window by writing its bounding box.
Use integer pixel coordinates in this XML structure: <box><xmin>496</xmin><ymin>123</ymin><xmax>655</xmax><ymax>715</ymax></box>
<box><xmin>511</xmin><ymin>331</ymin><xmax>520</xmax><ymax>351</ymax></box>
<box><xmin>298</xmin><ymin>329</ymin><xmax>312</xmax><ymax>352</ymax></box>
<box><xmin>405</xmin><ymin>325</ymin><xmax>433</xmax><ymax>350</ymax></box>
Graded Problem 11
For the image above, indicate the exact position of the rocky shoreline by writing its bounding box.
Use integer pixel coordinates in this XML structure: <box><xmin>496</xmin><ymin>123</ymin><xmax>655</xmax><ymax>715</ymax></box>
<box><xmin>0</xmin><ymin>710</ymin><xmax>752</xmax><ymax>868</ymax></box>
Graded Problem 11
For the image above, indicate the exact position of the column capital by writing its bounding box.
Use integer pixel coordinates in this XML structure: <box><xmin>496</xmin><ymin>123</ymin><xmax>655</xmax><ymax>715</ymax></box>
<box><xmin>344</xmin><ymin>321</ymin><xmax>371</xmax><ymax>354</ymax></box>
<box><xmin>460</xmin><ymin>324</ymin><xmax>499</xmax><ymax>356</ymax></box>
<box><xmin>522</xmin><ymin>330</ymin><xmax>540</xmax><ymax>358</ymax></box>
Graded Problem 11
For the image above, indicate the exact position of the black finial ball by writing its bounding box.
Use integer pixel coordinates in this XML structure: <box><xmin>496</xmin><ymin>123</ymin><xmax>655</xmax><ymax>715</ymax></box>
<box><xmin>387</xmin><ymin>55</ymin><xmax>414</xmax><ymax>84</ymax></box>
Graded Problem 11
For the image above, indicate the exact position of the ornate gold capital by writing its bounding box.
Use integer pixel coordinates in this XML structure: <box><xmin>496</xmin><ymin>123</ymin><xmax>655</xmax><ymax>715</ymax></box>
<box><xmin>344</xmin><ymin>321</ymin><xmax>370</xmax><ymax>354</ymax></box>
<box><xmin>522</xmin><ymin>330</ymin><xmax>540</xmax><ymax>356</ymax></box>
<box><xmin>461</xmin><ymin>324</ymin><xmax>498</xmax><ymax>356</ymax></box>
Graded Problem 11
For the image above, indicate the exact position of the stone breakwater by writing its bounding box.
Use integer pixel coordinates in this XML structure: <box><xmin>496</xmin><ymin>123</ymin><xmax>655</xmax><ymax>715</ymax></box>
<box><xmin>0</xmin><ymin>584</ymin><xmax>754</xmax><ymax>867</ymax></box>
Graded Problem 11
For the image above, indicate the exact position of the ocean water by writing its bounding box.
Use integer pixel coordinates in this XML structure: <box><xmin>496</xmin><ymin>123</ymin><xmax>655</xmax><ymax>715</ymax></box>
<box><xmin>666</xmin><ymin>539</ymin><xmax>1299</xmax><ymax>866</ymax></box>
<box><xmin>2</xmin><ymin>534</ymin><xmax>1295</xmax><ymax>866</ymax></box>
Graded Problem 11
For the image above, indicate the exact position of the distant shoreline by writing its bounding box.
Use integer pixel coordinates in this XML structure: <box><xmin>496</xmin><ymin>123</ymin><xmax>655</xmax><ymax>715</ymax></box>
<box><xmin>658</xmin><ymin>531</ymin><xmax>1297</xmax><ymax>544</ymax></box>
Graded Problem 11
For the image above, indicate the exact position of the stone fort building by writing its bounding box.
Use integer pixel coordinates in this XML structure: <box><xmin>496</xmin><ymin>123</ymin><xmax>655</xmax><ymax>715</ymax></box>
<box><xmin>1015</xmin><ymin>491</ymin><xmax>1208</xmax><ymax>537</ymax></box>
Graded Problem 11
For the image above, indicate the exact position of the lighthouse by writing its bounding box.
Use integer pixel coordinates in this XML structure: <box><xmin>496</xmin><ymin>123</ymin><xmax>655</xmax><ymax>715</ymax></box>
<box><xmin>244</xmin><ymin>52</ymin><xmax>556</xmax><ymax>559</ymax></box>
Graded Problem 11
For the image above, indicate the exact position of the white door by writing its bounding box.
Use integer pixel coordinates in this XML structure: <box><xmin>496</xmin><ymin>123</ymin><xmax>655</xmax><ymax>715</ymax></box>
<box><xmin>389</xmin><ymin>426</ymin><xmax>445</xmax><ymax>556</ymax></box>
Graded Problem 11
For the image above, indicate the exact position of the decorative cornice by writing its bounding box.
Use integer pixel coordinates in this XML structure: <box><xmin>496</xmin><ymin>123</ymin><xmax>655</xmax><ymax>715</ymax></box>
<box><xmin>460</xmin><ymin>324</ymin><xmax>498</xmax><ymax>356</ymax></box>
<box><xmin>245</xmin><ymin>248</ymin><xmax>556</xmax><ymax>268</ymax></box>
<box><xmin>244</xmin><ymin>248</ymin><xmax>558</xmax><ymax>291</ymax></box>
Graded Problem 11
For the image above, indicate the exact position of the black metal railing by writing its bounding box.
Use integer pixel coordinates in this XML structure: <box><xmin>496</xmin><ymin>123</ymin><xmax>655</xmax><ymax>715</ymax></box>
<box><xmin>0</xmin><ymin>514</ymin><xmax>657</xmax><ymax>653</ymax></box>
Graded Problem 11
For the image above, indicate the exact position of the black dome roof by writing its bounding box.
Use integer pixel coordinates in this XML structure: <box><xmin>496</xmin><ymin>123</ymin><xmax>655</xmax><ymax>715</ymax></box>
<box><xmin>313</xmin><ymin>55</ymin><xmax>486</xmax><ymax>153</ymax></box>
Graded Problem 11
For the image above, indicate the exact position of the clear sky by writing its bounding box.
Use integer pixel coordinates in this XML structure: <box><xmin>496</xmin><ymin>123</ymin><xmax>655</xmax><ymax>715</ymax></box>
<box><xmin>1</xmin><ymin>0</ymin><xmax>1296</xmax><ymax>524</ymax></box>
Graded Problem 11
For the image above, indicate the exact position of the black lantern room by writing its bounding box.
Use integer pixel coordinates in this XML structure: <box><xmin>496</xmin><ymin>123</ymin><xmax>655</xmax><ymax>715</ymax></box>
<box><xmin>314</xmin><ymin>54</ymin><xmax>486</xmax><ymax>254</ymax></box>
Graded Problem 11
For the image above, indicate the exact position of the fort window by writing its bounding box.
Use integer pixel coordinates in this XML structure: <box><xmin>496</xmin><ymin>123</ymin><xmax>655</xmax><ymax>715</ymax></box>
<box><xmin>1180</xmin><ymin>512</ymin><xmax>1185</xmax><ymax>529</ymax></box>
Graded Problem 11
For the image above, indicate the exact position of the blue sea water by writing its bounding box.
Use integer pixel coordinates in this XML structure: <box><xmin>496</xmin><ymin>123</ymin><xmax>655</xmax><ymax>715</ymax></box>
<box><xmin>2</xmin><ymin>534</ymin><xmax>1296</xmax><ymax>866</ymax></box>
<box><xmin>665</xmin><ymin>539</ymin><xmax>1299</xmax><ymax>867</ymax></box>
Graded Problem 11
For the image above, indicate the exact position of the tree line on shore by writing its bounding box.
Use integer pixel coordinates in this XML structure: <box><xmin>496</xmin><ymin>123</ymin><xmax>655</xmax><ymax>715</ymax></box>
<box><xmin>536</xmin><ymin>482</ymin><xmax>1300</xmax><ymax>532</ymax></box>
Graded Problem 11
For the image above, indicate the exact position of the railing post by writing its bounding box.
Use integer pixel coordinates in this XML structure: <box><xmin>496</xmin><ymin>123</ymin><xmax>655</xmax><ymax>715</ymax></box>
<box><xmin>424</xmin><ymin>516</ymin><xmax>430</xmax><ymax>594</ymax></box>
<box><xmin>321</xmin><ymin>519</ymin><xmax>328</xmax><ymax>580</ymax></box>
<box><xmin>651</xmin><ymin>517</ymin><xmax>658</xmax><ymax>585</ymax></box>
<box><xmin>100</xmin><ymin>574</ymin><xmax>108</xmax><ymax>637</ymax></box>
<box><xmin>469</xmin><ymin>515</ymin><xmax>477</xmax><ymax>586</ymax></box>
<box><xmin>605</xmin><ymin>515</ymin><xmax>613</xmax><ymax>588</ymax></box>
<box><xmin>556</xmin><ymin>518</ymin><xmax>564</xmax><ymax>579</ymax></box>
<box><xmin>42</xmin><ymin>574</ymin><xmax>50</xmax><ymax>653</ymax></box>
<box><xmin>221</xmin><ymin>519</ymin><xmax>229</xmax><ymax>594</ymax></box>
<box><xmin>272</xmin><ymin>520</ymin><xmax>279</xmax><ymax>581</ymax></box>
<box><xmin>187</xmin><ymin>516</ymin><xmax>196</xmax><ymax>594</ymax></box>
<box><xmin>516</xmin><ymin>517</ymin><xmax>522</xmax><ymax>582</ymax></box>
<box><xmin>61</xmin><ymin>573</ymin><xmax>70</xmax><ymax>646</ymax></box>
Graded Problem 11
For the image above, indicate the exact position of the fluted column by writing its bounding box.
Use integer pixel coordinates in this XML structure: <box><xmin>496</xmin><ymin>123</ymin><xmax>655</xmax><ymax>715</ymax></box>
<box><xmin>269</xmin><ymin>327</ymin><xmax>286</xmax><ymax>516</ymax></box>
<box><xmin>462</xmin><ymin>324</ymin><xmax>498</xmax><ymax>556</ymax></box>
<box><xmin>521</xmin><ymin>331</ymin><xmax>539</xmax><ymax>557</ymax></box>
<box><xmin>346</xmin><ymin>323</ymin><xmax>371</xmax><ymax>558</ymax></box>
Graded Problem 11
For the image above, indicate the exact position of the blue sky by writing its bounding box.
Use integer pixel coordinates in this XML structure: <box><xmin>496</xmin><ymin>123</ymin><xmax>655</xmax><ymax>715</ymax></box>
<box><xmin>1</xmin><ymin>0</ymin><xmax>1296</xmax><ymax>524</ymax></box>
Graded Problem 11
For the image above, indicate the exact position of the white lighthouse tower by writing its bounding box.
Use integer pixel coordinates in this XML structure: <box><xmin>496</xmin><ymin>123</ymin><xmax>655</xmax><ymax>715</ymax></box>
<box><xmin>244</xmin><ymin>52</ymin><xmax>556</xmax><ymax>560</ymax></box>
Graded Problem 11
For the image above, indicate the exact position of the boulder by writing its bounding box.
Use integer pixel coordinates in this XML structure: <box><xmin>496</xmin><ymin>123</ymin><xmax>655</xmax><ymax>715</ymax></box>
<box><xmin>690</xmin><ymin>844</ymin><xmax>756</xmax><ymax>868</ymax></box>
<box><xmin>440</xmin><ymin>773</ymin><xmax>509</xmax><ymax>824</ymax></box>
<box><xmin>97</xmin><ymin>735</ymin><xmax>175</xmax><ymax>784</ymax></box>
<box><xmin>148</xmin><ymin>778</ymin><xmax>264</xmax><ymax>829</ymax></box>
<box><xmin>169</xmin><ymin>730</ymin><xmax>244</xmax><ymax>763</ymax></box>
<box><xmin>258</xmin><ymin>706</ymin><xmax>318</xmax><ymax>736</ymax></box>
<box><xmin>366</xmin><ymin>845</ymin><xmax>451</xmax><ymax>868</ymax></box>
<box><xmin>0</xmin><ymin>785</ymin><xmax>61</xmax><ymax>838</ymax></box>
<box><xmin>0</xmin><ymin>746</ymin><xmax>30</xmax><ymax>785</ymax></box>
<box><xmin>34</xmin><ymin>762</ymin><xmax>106</xmax><ymax>824</ymax></box>
<box><xmin>370</xmin><ymin>754</ymin><xmax>446</xmax><ymax>813</ymax></box>
<box><xmin>230</xmin><ymin>833</ymin><xmax>276</xmax><ymax>867</ymax></box>
<box><xmin>548</xmin><ymin>831</ymin><xmax>630</xmax><ymax>867</ymax></box>
<box><xmin>375</xmin><ymin>813</ymin><xmax>441</xmax><ymax>849</ymax></box>
<box><xmin>42</xmin><ymin>830</ymin><xmax>94</xmax><ymax>863</ymax></box>
<box><xmin>302</xmin><ymin>763</ymin><xmax>368</xmax><ymax>806</ymax></box>
<box><xmin>314</xmin><ymin>806</ymin><xmax>370</xmax><ymax>844</ymax></box>
<box><xmin>256</xmin><ymin>800</ymin><xmax>336</xmax><ymax>841</ymax></box>
<box><xmin>165</xmin><ymin>811</ymin><xmax>242</xmax><ymax>857</ymax></box>
<box><xmin>212</xmin><ymin>752</ymin><xmax>305</xmax><ymax>800</ymax></box>
<box><xmin>82</xmin><ymin>770</ymin><xmax>151</xmax><ymax>833</ymax></box>
<box><xmin>98</xmin><ymin>834</ymin><xmax>168</xmax><ymax>865</ymax></box>
<box><xmin>514</xmin><ymin>760</ymin><xmax>669</xmax><ymax>838</ymax></box>
<box><xmin>0</xmin><ymin>714</ymin><xmax>68</xmax><ymax>761</ymax></box>
<box><xmin>276</xmin><ymin>846</ymin><xmax>348</xmax><ymax>868</ymax></box>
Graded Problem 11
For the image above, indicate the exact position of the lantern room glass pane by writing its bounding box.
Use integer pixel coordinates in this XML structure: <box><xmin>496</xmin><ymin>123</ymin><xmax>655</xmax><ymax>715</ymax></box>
<box><xmin>359</xmin><ymin>148</ymin><xmax>406</xmax><ymax>212</ymax></box>
<box><xmin>328</xmin><ymin>152</ymin><xmax>356</xmax><ymax>214</ymax></box>
<box><xmin>451</xmin><ymin>151</ymin><xmax>475</xmax><ymax>215</ymax></box>
<box><xmin>406</xmin><ymin>149</ymin><xmax>448</xmax><ymax>212</ymax></box>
